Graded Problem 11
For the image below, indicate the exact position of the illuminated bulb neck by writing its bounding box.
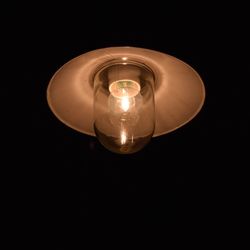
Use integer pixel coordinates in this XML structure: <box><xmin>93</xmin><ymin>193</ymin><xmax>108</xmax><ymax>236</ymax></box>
<box><xmin>120</xmin><ymin>129</ymin><xmax>127</xmax><ymax>145</ymax></box>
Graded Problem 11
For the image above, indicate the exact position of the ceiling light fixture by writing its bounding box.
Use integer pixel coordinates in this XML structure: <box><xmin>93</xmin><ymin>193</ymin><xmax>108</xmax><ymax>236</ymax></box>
<box><xmin>47</xmin><ymin>47</ymin><xmax>205</xmax><ymax>154</ymax></box>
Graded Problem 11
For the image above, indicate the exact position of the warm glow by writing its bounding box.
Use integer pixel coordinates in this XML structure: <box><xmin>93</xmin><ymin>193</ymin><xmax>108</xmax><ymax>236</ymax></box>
<box><xmin>109</xmin><ymin>80</ymin><xmax>140</xmax><ymax>114</ymax></box>
<box><xmin>109</xmin><ymin>80</ymin><xmax>140</xmax><ymax>98</ymax></box>
<box><xmin>120</xmin><ymin>130</ymin><xmax>127</xmax><ymax>145</ymax></box>
<box><xmin>120</xmin><ymin>96</ymin><xmax>130</xmax><ymax>112</ymax></box>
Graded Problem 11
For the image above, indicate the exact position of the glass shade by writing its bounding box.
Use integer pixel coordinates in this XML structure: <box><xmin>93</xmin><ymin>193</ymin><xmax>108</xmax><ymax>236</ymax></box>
<box><xmin>93</xmin><ymin>58</ymin><xmax>155</xmax><ymax>154</ymax></box>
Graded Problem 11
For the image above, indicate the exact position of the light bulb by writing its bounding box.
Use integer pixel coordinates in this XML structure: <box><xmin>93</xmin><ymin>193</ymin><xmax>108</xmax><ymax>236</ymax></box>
<box><xmin>108</xmin><ymin>79</ymin><xmax>141</xmax><ymax>122</ymax></box>
<box><xmin>107</xmin><ymin>80</ymin><xmax>143</xmax><ymax>149</ymax></box>
<box><xmin>93</xmin><ymin>59</ymin><xmax>155</xmax><ymax>154</ymax></box>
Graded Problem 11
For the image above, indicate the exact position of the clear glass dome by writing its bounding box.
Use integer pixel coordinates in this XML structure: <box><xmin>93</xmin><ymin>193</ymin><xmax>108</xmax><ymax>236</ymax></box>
<box><xmin>93</xmin><ymin>58</ymin><xmax>155</xmax><ymax>154</ymax></box>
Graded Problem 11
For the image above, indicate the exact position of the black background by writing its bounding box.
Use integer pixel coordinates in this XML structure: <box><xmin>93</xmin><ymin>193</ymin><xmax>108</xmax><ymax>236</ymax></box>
<box><xmin>6</xmin><ymin>1</ymin><xmax>249</xmax><ymax>234</ymax></box>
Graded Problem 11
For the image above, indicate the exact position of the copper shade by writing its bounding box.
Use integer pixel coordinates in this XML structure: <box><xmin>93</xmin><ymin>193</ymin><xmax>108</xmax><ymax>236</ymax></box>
<box><xmin>47</xmin><ymin>47</ymin><xmax>205</xmax><ymax>137</ymax></box>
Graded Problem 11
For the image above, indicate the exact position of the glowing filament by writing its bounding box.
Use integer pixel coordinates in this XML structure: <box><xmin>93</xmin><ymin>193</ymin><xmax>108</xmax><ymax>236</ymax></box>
<box><xmin>120</xmin><ymin>96</ymin><xmax>130</xmax><ymax>112</ymax></box>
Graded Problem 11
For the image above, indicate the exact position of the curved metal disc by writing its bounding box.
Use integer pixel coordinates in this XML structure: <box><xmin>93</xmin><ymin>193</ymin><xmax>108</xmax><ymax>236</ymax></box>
<box><xmin>47</xmin><ymin>47</ymin><xmax>205</xmax><ymax>137</ymax></box>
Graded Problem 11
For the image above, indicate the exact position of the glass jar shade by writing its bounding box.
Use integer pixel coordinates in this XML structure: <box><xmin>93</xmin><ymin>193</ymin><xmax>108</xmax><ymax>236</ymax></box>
<box><xmin>93</xmin><ymin>59</ymin><xmax>155</xmax><ymax>154</ymax></box>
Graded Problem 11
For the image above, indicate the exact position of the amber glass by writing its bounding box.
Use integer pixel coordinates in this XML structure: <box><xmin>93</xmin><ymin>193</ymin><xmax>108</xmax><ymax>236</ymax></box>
<box><xmin>93</xmin><ymin>58</ymin><xmax>155</xmax><ymax>154</ymax></box>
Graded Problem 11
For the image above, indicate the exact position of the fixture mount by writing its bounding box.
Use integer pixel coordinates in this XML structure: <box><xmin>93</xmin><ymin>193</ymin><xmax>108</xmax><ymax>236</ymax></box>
<box><xmin>47</xmin><ymin>47</ymin><xmax>205</xmax><ymax>154</ymax></box>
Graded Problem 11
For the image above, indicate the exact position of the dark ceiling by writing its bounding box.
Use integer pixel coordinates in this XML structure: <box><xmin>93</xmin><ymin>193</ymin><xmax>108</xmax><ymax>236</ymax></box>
<box><xmin>8</xmin><ymin>2</ymin><xmax>249</xmax><ymax>233</ymax></box>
